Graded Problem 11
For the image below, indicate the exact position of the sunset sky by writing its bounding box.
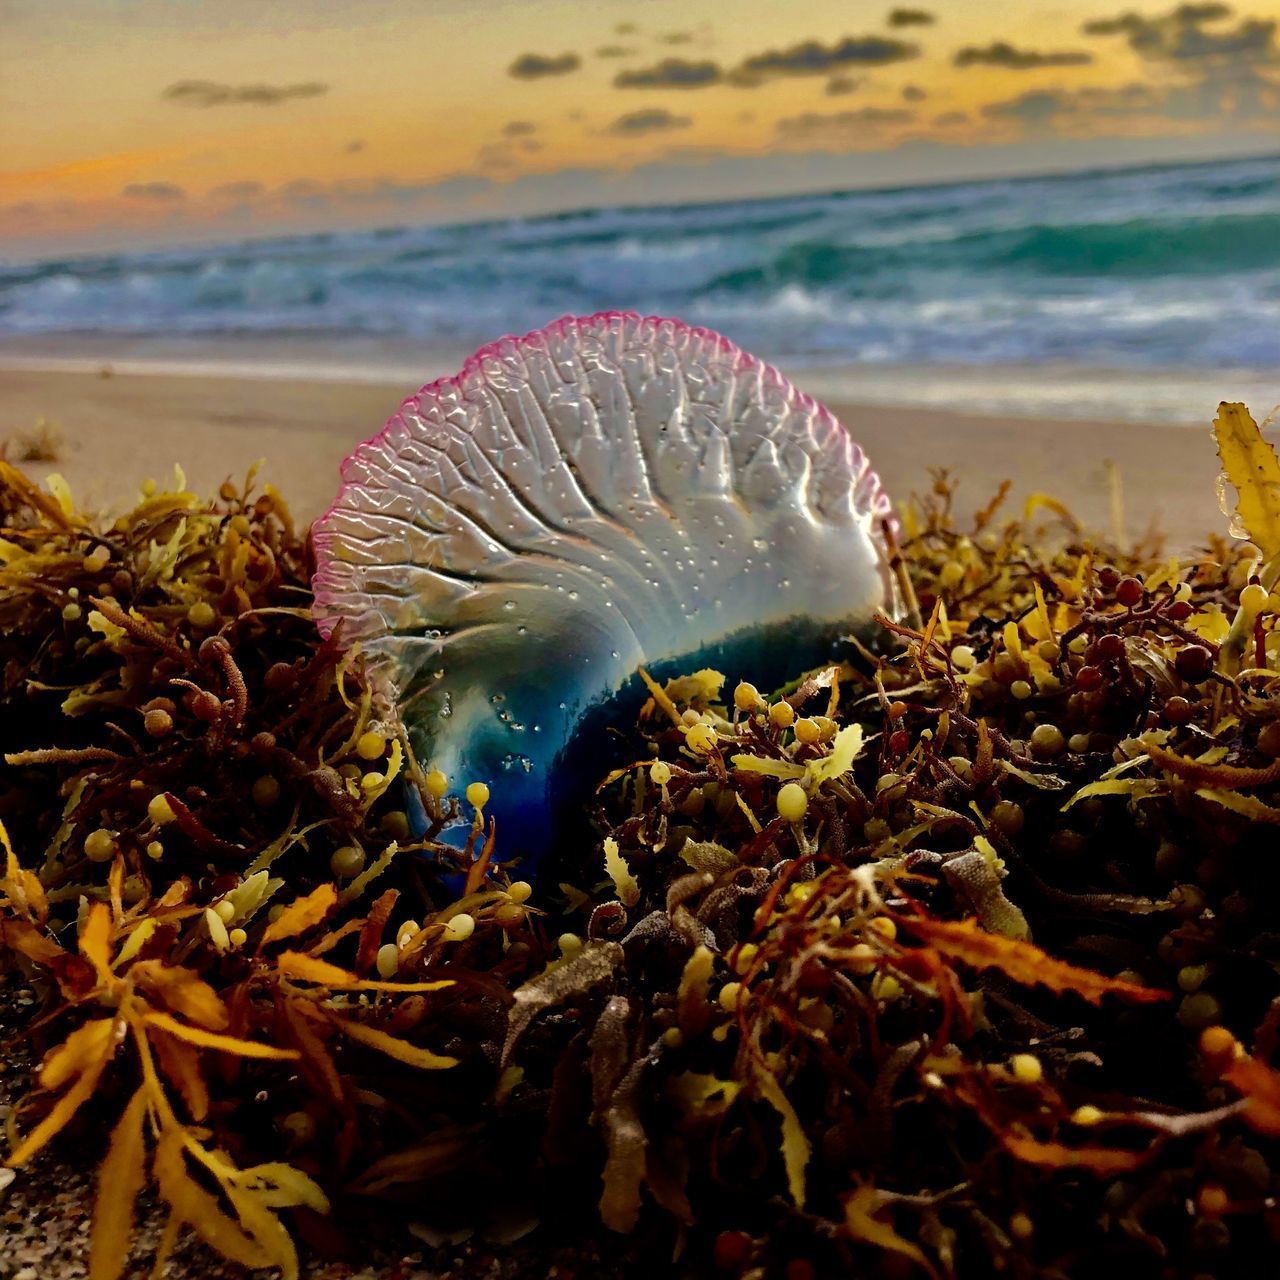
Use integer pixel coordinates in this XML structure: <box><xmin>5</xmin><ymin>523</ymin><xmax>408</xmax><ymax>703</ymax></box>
<box><xmin>2</xmin><ymin>0</ymin><xmax>1279</xmax><ymax>257</ymax></box>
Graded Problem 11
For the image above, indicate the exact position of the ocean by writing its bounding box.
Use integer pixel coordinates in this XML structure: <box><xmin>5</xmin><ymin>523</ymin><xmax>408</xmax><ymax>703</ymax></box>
<box><xmin>2</xmin><ymin>153</ymin><xmax>1279</xmax><ymax>423</ymax></box>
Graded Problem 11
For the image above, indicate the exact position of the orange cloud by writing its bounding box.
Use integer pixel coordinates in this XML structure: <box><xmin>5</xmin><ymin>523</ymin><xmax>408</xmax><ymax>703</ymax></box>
<box><xmin>0</xmin><ymin>144</ymin><xmax>191</xmax><ymax>203</ymax></box>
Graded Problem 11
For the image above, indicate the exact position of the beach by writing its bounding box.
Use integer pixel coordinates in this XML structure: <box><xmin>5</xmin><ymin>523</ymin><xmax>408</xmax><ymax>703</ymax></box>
<box><xmin>0</xmin><ymin>360</ymin><xmax>1237</xmax><ymax>547</ymax></box>
<box><xmin>4</xmin><ymin>153</ymin><xmax>1278</xmax><ymax>547</ymax></box>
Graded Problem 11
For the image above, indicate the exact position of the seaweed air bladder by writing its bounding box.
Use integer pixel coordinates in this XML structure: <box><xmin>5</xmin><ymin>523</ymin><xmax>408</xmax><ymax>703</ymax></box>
<box><xmin>311</xmin><ymin>312</ymin><xmax>893</xmax><ymax>868</ymax></box>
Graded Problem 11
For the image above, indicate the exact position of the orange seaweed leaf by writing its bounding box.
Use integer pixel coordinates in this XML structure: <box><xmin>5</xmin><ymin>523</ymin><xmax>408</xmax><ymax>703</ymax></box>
<box><xmin>220</xmin><ymin>1183</ymin><xmax>299</xmax><ymax>1280</ymax></box>
<box><xmin>150</xmin><ymin>1026</ymin><xmax>211</xmax><ymax>1122</ymax></box>
<box><xmin>259</xmin><ymin>883</ymin><xmax>337</xmax><ymax>948</ymax></box>
<box><xmin>0</xmin><ymin>818</ymin><xmax>47</xmax><ymax>923</ymax></box>
<box><xmin>464</xmin><ymin>820</ymin><xmax>497</xmax><ymax>896</ymax></box>
<box><xmin>80</xmin><ymin>901</ymin><xmax>114</xmax><ymax>985</ymax></box>
<box><xmin>40</xmin><ymin>1016</ymin><xmax>117</xmax><ymax>1090</ymax></box>
<box><xmin>753</xmin><ymin>1062</ymin><xmax>809</xmax><ymax>1208</ymax></box>
<box><xmin>89</xmin><ymin>1086</ymin><xmax>148</xmax><ymax>1280</ymax></box>
<box><xmin>142</xmin><ymin>1010</ymin><xmax>299</xmax><ymax>1060</ymax></box>
<box><xmin>331</xmin><ymin>1015</ymin><xmax>459</xmax><ymax>1070</ymax></box>
<box><xmin>1213</xmin><ymin>401</ymin><xmax>1280</xmax><ymax>561</ymax></box>
<box><xmin>132</xmin><ymin>960</ymin><xmax>230</xmax><ymax>1030</ymax></box>
<box><xmin>843</xmin><ymin>1184</ymin><xmax>939</xmax><ymax>1280</ymax></box>
<box><xmin>900</xmin><ymin>915</ymin><xmax>1168</xmax><ymax>1006</ymax></box>
<box><xmin>152</xmin><ymin>1129</ymin><xmax>273</xmax><ymax>1272</ymax></box>
<box><xmin>999</xmin><ymin>1131</ymin><xmax>1145</xmax><ymax>1174</ymax></box>
<box><xmin>1222</xmin><ymin>1054</ymin><xmax>1280</xmax><ymax>1137</ymax></box>
<box><xmin>283</xmin><ymin>1001</ymin><xmax>344</xmax><ymax>1104</ymax></box>
<box><xmin>276</xmin><ymin>951</ymin><xmax>356</xmax><ymax>986</ymax></box>
<box><xmin>11</xmin><ymin>1019</ymin><xmax>117</xmax><ymax>1165</ymax></box>
<box><xmin>1</xmin><ymin>917</ymin><xmax>70</xmax><ymax>968</ymax></box>
<box><xmin>276</xmin><ymin>949</ymin><xmax>454</xmax><ymax>993</ymax></box>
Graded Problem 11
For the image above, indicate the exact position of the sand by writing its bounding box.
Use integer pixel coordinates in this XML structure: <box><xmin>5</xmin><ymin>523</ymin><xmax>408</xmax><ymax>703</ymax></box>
<box><xmin>0</xmin><ymin>362</ymin><xmax>1237</xmax><ymax>547</ymax></box>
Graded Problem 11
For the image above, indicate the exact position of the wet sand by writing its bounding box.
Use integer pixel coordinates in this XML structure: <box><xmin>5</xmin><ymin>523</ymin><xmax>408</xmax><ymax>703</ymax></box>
<box><xmin>0</xmin><ymin>363</ymin><xmax>1235</xmax><ymax>545</ymax></box>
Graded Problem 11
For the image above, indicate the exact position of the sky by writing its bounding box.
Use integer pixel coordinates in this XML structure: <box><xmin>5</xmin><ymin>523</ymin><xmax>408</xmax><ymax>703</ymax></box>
<box><xmin>2</xmin><ymin>0</ymin><xmax>1279</xmax><ymax>257</ymax></box>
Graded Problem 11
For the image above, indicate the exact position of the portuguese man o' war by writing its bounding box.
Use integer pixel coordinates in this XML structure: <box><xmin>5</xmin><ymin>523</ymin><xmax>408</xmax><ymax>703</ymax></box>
<box><xmin>311</xmin><ymin>311</ymin><xmax>893</xmax><ymax>870</ymax></box>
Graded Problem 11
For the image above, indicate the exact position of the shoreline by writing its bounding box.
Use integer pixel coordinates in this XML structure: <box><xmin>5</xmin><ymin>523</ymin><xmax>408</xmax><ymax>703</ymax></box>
<box><xmin>0</xmin><ymin>334</ymin><xmax>1276</xmax><ymax>428</ymax></box>
<box><xmin>0</xmin><ymin>361</ymin><xmax>1257</xmax><ymax>545</ymax></box>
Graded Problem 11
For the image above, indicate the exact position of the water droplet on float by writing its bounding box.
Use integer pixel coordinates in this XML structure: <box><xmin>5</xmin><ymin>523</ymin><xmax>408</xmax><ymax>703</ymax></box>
<box><xmin>1216</xmin><ymin>473</ymin><xmax>1250</xmax><ymax>539</ymax></box>
<box><xmin>568</xmin><ymin>589</ymin><xmax>579</xmax><ymax>601</ymax></box>
<box><xmin>503</xmin><ymin>600</ymin><xmax>516</xmax><ymax>611</ymax></box>
<box><xmin>752</xmin><ymin>537</ymin><xmax>768</xmax><ymax>551</ymax></box>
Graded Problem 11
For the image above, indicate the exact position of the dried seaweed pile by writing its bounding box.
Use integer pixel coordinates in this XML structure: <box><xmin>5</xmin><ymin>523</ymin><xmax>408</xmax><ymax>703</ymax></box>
<box><xmin>0</xmin><ymin>460</ymin><xmax>530</xmax><ymax>1277</ymax></box>
<box><xmin>6</xmin><ymin>405</ymin><xmax>1280</xmax><ymax>1280</ymax></box>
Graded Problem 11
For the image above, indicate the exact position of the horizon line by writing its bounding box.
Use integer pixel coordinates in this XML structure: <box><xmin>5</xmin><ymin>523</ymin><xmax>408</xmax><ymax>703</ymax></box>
<box><xmin>6</xmin><ymin>145</ymin><xmax>1280</xmax><ymax>269</ymax></box>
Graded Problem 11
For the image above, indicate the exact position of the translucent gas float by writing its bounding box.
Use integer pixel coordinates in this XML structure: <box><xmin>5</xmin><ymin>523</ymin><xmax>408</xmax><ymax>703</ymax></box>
<box><xmin>312</xmin><ymin>312</ymin><xmax>893</xmax><ymax>869</ymax></box>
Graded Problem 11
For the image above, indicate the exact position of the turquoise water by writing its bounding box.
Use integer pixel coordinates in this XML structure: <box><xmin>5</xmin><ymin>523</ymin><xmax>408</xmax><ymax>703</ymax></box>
<box><xmin>2</xmin><ymin>153</ymin><xmax>1279</xmax><ymax>370</ymax></box>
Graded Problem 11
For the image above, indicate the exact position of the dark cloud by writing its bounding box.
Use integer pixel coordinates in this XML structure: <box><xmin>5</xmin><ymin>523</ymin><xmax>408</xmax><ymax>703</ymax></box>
<box><xmin>732</xmin><ymin>35</ymin><xmax>920</xmax><ymax>84</ymax></box>
<box><xmin>982</xmin><ymin>90</ymin><xmax>1084</xmax><ymax>124</ymax></box>
<box><xmin>1072</xmin><ymin>5</ymin><xmax>1280</xmax><ymax>122</ymax></box>
<box><xmin>596</xmin><ymin>45</ymin><xmax>636</xmax><ymax>58</ymax></box>
<box><xmin>888</xmin><ymin>7</ymin><xmax>935</xmax><ymax>25</ymax></box>
<box><xmin>503</xmin><ymin>120</ymin><xmax>537</xmax><ymax>137</ymax></box>
<box><xmin>1082</xmin><ymin>4</ymin><xmax>1277</xmax><ymax>63</ymax></box>
<box><xmin>826</xmin><ymin>75</ymin><xmax>861</xmax><ymax>95</ymax></box>
<box><xmin>477</xmin><ymin>139</ymin><xmax>541</xmax><ymax>171</ymax></box>
<box><xmin>162</xmin><ymin>80</ymin><xmax>328</xmax><ymax>107</ymax></box>
<box><xmin>902</xmin><ymin>84</ymin><xmax>927</xmax><ymax>101</ymax></box>
<box><xmin>209</xmin><ymin>180</ymin><xmax>264</xmax><ymax>200</ymax></box>
<box><xmin>954</xmin><ymin>42</ymin><xmax>1093</xmax><ymax>69</ymax></box>
<box><xmin>981</xmin><ymin>71</ymin><xmax>1278</xmax><ymax>128</ymax></box>
<box><xmin>280</xmin><ymin>178</ymin><xmax>328</xmax><ymax>206</ymax></box>
<box><xmin>659</xmin><ymin>31</ymin><xmax>694</xmax><ymax>45</ymax></box>
<box><xmin>933</xmin><ymin>110</ymin><xmax>968</xmax><ymax>124</ymax></box>
<box><xmin>616</xmin><ymin>22</ymin><xmax>638</xmax><ymax>36</ymax></box>
<box><xmin>3</xmin><ymin>199</ymin><xmax>78</xmax><ymax>219</ymax></box>
<box><xmin>776</xmin><ymin>106</ymin><xmax>916</xmax><ymax>137</ymax></box>
<box><xmin>122</xmin><ymin>181</ymin><xmax>185</xmax><ymax>200</ymax></box>
<box><xmin>508</xmin><ymin>52</ymin><xmax>580</xmax><ymax>79</ymax></box>
<box><xmin>615</xmin><ymin>58</ymin><xmax>721</xmax><ymax>88</ymax></box>
<box><xmin>477</xmin><ymin>145</ymin><xmax>515</xmax><ymax>171</ymax></box>
<box><xmin>1081</xmin><ymin>4</ymin><xmax>1231</xmax><ymax>41</ymax></box>
<box><xmin>606</xmin><ymin>107</ymin><xmax>693</xmax><ymax>135</ymax></box>
<box><xmin>345</xmin><ymin>139</ymin><xmax>365</xmax><ymax>154</ymax></box>
<box><xmin>358</xmin><ymin>175</ymin><xmax>494</xmax><ymax>205</ymax></box>
<box><xmin>982</xmin><ymin>84</ymin><xmax>1161</xmax><ymax>125</ymax></box>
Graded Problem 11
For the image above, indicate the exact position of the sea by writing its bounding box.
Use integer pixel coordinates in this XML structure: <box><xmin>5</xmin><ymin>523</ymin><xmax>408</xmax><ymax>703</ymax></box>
<box><xmin>2</xmin><ymin>153</ymin><xmax>1279</xmax><ymax>424</ymax></box>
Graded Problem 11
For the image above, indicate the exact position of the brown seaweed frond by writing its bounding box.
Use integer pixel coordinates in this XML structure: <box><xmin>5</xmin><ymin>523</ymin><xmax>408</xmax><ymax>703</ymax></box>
<box><xmin>7</xmin><ymin>405</ymin><xmax>1280</xmax><ymax>1278</ymax></box>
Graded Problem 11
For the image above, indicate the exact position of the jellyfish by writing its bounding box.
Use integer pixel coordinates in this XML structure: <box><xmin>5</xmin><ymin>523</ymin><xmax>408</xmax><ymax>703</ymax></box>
<box><xmin>312</xmin><ymin>312</ymin><xmax>892</xmax><ymax>870</ymax></box>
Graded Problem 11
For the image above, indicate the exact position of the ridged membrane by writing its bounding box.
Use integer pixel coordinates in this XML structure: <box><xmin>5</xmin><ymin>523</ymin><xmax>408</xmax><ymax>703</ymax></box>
<box><xmin>312</xmin><ymin>312</ymin><xmax>892</xmax><ymax>865</ymax></box>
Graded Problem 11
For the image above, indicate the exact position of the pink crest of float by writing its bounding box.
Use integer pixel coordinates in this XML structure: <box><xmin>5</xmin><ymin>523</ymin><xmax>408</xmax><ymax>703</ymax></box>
<box><xmin>311</xmin><ymin>310</ymin><xmax>892</xmax><ymax>648</ymax></box>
